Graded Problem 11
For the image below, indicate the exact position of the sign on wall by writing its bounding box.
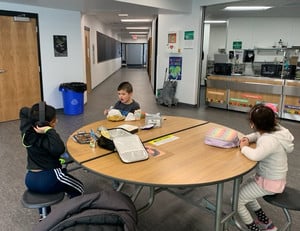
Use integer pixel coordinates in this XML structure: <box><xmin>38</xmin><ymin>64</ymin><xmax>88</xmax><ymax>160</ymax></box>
<box><xmin>184</xmin><ymin>30</ymin><xmax>194</xmax><ymax>49</ymax></box>
<box><xmin>169</xmin><ymin>56</ymin><xmax>182</xmax><ymax>80</ymax></box>
<box><xmin>232</xmin><ymin>41</ymin><xmax>242</xmax><ymax>49</ymax></box>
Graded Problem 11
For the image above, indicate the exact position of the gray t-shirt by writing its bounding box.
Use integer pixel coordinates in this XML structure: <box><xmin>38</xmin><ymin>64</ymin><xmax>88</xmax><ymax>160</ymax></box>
<box><xmin>114</xmin><ymin>100</ymin><xmax>140</xmax><ymax>116</ymax></box>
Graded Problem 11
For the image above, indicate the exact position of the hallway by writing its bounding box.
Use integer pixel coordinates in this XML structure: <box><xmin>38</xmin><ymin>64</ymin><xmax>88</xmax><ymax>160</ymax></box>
<box><xmin>0</xmin><ymin>67</ymin><xmax>299</xmax><ymax>230</ymax></box>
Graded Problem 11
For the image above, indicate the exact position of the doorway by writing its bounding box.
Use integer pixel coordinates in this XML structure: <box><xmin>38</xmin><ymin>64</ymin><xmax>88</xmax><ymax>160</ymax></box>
<box><xmin>84</xmin><ymin>27</ymin><xmax>92</xmax><ymax>93</ymax></box>
<box><xmin>0</xmin><ymin>10</ymin><xmax>41</xmax><ymax>122</ymax></box>
<box><xmin>123</xmin><ymin>43</ymin><xmax>147</xmax><ymax>68</ymax></box>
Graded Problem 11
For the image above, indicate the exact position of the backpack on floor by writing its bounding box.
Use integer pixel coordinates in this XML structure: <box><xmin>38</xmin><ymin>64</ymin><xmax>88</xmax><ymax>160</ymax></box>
<box><xmin>157</xmin><ymin>68</ymin><xmax>178</xmax><ymax>107</ymax></box>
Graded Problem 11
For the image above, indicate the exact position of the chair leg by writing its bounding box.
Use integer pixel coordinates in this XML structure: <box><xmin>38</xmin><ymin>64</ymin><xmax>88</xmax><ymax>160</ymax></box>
<box><xmin>40</xmin><ymin>207</ymin><xmax>48</xmax><ymax>219</ymax></box>
<box><xmin>281</xmin><ymin>208</ymin><xmax>292</xmax><ymax>231</ymax></box>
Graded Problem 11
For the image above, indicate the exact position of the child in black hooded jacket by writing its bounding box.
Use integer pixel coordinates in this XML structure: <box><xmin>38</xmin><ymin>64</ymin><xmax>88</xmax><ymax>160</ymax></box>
<box><xmin>20</xmin><ymin>102</ymin><xmax>84</xmax><ymax>220</ymax></box>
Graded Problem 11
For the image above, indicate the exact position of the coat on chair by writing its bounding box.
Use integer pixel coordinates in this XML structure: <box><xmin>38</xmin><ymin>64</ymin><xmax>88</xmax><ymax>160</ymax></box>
<box><xmin>33</xmin><ymin>190</ymin><xmax>138</xmax><ymax>231</ymax></box>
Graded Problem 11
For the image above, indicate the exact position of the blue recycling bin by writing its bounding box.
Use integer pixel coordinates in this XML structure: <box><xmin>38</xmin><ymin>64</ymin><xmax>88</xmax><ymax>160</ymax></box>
<box><xmin>59</xmin><ymin>82</ymin><xmax>87</xmax><ymax>115</ymax></box>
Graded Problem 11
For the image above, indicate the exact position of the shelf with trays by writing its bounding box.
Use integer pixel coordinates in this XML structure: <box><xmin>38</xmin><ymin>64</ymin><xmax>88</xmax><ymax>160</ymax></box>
<box><xmin>254</xmin><ymin>47</ymin><xmax>287</xmax><ymax>55</ymax></box>
<box><xmin>254</xmin><ymin>47</ymin><xmax>300</xmax><ymax>55</ymax></box>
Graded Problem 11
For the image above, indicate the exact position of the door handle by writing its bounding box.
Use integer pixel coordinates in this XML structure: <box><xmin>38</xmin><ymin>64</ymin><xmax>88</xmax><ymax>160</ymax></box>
<box><xmin>0</xmin><ymin>69</ymin><xmax>6</xmax><ymax>73</ymax></box>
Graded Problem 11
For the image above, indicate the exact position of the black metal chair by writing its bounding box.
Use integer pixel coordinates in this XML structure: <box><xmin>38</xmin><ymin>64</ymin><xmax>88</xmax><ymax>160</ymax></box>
<box><xmin>263</xmin><ymin>186</ymin><xmax>300</xmax><ymax>231</ymax></box>
<box><xmin>21</xmin><ymin>190</ymin><xmax>65</xmax><ymax>219</ymax></box>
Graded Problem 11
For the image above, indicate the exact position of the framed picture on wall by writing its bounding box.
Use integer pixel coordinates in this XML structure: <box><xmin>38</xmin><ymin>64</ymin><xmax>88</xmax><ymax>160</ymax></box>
<box><xmin>168</xmin><ymin>33</ymin><xmax>177</xmax><ymax>43</ymax></box>
<box><xmin>53</xmin><ymin>35</ymin><xmax>68</xmax><ymax>57</ymax></box>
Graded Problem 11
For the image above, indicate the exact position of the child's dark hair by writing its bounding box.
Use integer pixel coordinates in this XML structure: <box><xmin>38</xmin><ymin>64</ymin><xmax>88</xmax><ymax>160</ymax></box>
<box><xmin>117</xmin><ymin>81</ymin><xmax>133</xmax><ymax>93</ymax></box>
<box><xmin>30</xmin><ymin>103</ymin><xmax>56</xmax><ymax>125</ymax></box>
<box><xmin>248</xmin><ymin>103</ymin><xmax>277</xmax><ymax>132</ymax></box>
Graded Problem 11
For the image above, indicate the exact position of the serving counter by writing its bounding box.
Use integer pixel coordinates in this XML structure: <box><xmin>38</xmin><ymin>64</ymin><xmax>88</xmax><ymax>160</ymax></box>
<box><xmin>282</xmin><ymin>80</ymin><xmax>300</xmax><ymax>121</ymax></box>
<box><xmin>206</xmin><ymin>75</ymin><xmax>300</xmax><ymax>121</ymax></box>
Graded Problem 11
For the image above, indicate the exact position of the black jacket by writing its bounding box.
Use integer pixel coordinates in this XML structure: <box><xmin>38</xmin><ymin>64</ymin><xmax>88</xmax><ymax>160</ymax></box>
<box><xmin>33</xmin><ymin>190</ymin><xmax>138</xmax><ymax>231</ymax></box>
<box><xmin>19</xmin><ymin>107</ymin><xmax>65</xmax><ymax>170</ymax></box>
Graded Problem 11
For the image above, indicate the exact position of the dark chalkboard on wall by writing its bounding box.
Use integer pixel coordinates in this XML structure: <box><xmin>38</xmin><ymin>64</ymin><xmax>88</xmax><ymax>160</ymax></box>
<box><xmin>97</xmin><ymin>31</ymin><xmax>121</xmax><ymax>63</ymax></box>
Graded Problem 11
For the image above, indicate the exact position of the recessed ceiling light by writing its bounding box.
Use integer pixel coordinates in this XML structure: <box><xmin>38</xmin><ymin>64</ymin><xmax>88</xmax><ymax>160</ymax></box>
<box><xmin>131</xmin><ymin>34</ymin><xmax>147</xmax><ymax>38</ymax></box>
<box><xmin>121</xmin><ymin>19</ymin><xmax>152</xmax><ymax>22</ymax></box>
<box><xmin>204</xmin><ymin>20</ymin><xmax>227</xmax><ymax>24</ymax></box>
<box><xmin>118</xmin><ymin>13</ymin><xmax>128</xmax><ymax>17</ymax></box>
<box><xmin>224</xmin><ymin>6</ymin><xmax>272</xmax><ymax>11</ymax></box>
<box><xmin>126</xmin><ymin>27</ymin><xmax>149</xmax><ymax>30</ymax></box>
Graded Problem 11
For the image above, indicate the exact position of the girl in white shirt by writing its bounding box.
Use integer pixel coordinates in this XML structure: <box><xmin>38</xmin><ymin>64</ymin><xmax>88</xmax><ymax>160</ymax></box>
<box><xmin>238</xmin><ymin>104</ymin><xmax>294</xmax><ymax>231</ymax></box>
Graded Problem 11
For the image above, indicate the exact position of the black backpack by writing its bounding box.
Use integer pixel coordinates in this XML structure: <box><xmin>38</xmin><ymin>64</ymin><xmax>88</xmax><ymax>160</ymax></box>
<box><xmin>33</xmin><ymin>190</ymin><xmax>138</xmax><ymax>231</ymax></box>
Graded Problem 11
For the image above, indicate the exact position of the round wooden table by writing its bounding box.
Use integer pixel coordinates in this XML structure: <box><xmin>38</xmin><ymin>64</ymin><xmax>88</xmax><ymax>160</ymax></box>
<box><xmin>67</xmin><ymin>116</ymin><xmax>256</xmax><ymax>231</ymax></box>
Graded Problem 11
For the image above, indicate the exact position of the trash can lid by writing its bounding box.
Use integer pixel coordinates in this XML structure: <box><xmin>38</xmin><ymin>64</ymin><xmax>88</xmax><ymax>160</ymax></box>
<box><xmin>59</xmin><ymin>82</ymin><xmax>87</xmax><ymax>92</ymax></box>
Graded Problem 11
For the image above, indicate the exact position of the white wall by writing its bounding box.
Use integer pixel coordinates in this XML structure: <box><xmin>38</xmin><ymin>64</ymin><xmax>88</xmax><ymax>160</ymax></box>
<box><xmin>81</xmin><ymin>15</ymin><xmax>122</xmax><ymax>89</ymax></box>
<box><xmin>207</xmin><ymin>17</ymin><xmax>300</xmax><ymax>64</ymax></box>
<box><xmin>156</xmin><ymin>0</ymin><xmax>202</xmax><ymax>105</ymax></box>
<box><xmin>207</xmin><ymin>25</ymin><xmax>227</xmax><ymax>60</ymax></box>
<box><xmin>227</xmin><ymin>17</ymin><xmax>300</xmax><ymax>50</ymax></box>
<box><xmin>0</xmin><ymin>2</ymin><xmax>84</xmax><ymax>109</ymax></box>
<box><xmin>226</xmin><ymin>17</ymin><xmax>300</xmax><ymax>62</ymax></box>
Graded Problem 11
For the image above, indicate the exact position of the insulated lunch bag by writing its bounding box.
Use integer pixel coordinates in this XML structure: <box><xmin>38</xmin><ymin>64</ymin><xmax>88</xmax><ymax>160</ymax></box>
<box><xmin>204</xmin><ymin>127</ymin><xmax>239</xmax><ymax>148</ymax></box>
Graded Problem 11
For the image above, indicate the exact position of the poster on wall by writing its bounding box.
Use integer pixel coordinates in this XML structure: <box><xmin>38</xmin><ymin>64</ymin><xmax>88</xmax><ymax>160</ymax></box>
<box><xmin>168</xmin><ymin>32</ymin><xmax>177</xmax><ymax>43</ymax></box>
<box><xmin>53</xmin><ymin>35</ymin><xmax>68</xmax><ymax>57</ymax></box>
<box><xmin>184</xmin><ymin>31</ymin><xmax>194</xmax><ymax>49</ymax></box>
<box><xmin>169</xmin><ymin>56</ymin><xmax>182</xmax><ymax>80</ymax></box>
<box><xmin>167</xmin><ymin>31</ymin><xmax>181</xmax><ymax>53</ymax></box>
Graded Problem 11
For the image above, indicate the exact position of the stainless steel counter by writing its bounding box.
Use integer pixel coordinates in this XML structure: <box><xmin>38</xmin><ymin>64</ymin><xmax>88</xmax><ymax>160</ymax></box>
<box><xmin>206</xmin><ymin>75</ymin><xmax>300</xmax><ymax>121</ymax></box>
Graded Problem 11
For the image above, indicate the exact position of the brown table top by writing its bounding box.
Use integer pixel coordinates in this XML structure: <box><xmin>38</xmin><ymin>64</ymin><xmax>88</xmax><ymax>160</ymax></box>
<box><xmin>66</xmin><ymin>116</ymin><xmax>207</xmax><ymax>163</ymax></box>
<box><xmin>67</xmin><ymin>116</ymin><xmax>256</xmax><ymax>187</ymax></box>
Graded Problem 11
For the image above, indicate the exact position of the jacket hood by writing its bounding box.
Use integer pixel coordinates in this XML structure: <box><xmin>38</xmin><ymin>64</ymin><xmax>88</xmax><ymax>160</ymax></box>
<box><xmin>270</xmin><ymin>125</ymin><xmax>294</xmax><ymax>153</ymax></box>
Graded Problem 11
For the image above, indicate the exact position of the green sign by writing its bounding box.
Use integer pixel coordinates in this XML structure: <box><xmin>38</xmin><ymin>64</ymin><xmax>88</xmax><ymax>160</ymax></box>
<box><xmin>232</xmin><ymin>41</ymin><xmax>242</xmax><ymax>49</ymax></box>
<box><xmin>184</xmin><ymin>31</ymin><xmax>194</xmax><ymax>40</ymax></box>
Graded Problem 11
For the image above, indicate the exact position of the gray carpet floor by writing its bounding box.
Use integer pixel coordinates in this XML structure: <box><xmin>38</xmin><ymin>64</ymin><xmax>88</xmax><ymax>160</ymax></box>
<box><xmin>0</xmin><ymin>68</ymin><xmax>299</xmax><ymax>230</ymax></box>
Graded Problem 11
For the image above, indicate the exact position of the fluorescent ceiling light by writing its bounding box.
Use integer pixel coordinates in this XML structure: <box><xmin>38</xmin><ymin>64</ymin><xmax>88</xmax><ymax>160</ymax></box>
<box><xmin>204</xmin><ymin>20</ymin><xmax>227</xmax><ymax>24</ymax></box>
<box><xmin>129</xmin><ymin>32</ymin><xmax>148</xmax><ymax>34</ymax></box>
<box><xmin>224</xmin><ymin>6</ymin><xmax>272</xmax><ymax>11</ymax></box>
<box><xmin>126</xmin><ymin>27</ymin><xmax>149</xmax><ymax>30</ymax></box>
<box><xmin>121</xmin><ymin>18</ymin><xmax>152</xmax><ymax>22</ymax></box>
<box><xmin>118</xmin><ymin>13</ymin><xmax>128</xmax><ymax>17</ymax></box>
